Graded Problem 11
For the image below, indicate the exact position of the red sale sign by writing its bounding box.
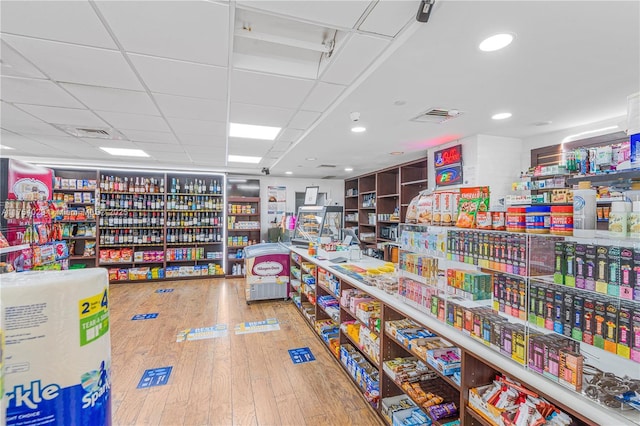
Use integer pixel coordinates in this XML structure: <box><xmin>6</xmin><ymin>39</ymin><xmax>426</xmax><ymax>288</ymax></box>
<box><xmin>7</xmin><ymin>159</ymin><xmax>53</xmax><ymax>200</ymax></box>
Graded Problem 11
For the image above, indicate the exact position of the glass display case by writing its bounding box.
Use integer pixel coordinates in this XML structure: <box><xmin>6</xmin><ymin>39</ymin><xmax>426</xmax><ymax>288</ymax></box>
<box><xmin>292</xmin><ymin>205</ymin><xmax>344</xmax><ymax>246</ymax></box>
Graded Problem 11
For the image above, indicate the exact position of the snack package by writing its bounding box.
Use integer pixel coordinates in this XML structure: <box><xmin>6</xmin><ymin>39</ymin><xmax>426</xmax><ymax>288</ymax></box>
<box><xmin>455</xmin><ymin>187</ymin><xmax>490</xmax><ymax>228</ymax></box>
<box><xmin>416</xmin><ymin>194</ymin><xmax>434</xmax><ymax>224</ymax></box>
<box><xmin>84</xmin><ymin>241</ymin><xmax>96</xmax><ymax>257</ymax></box>
<box><xmin>406</xmin><ymin>194</ymin><xmax>421</xmax><ymax>223</ymax></box>
<box><xmin>54</xmin><ymin>241</ymin><xmax>69</xmax><ymax>260</ymax></box>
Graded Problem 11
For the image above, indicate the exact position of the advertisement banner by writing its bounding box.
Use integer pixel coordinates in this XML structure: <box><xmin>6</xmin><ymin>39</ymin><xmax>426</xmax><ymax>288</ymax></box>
<box><xmin>7</xmin><ymin>159</ymin><xmax>53</xmax><ymax>200</ymax></box>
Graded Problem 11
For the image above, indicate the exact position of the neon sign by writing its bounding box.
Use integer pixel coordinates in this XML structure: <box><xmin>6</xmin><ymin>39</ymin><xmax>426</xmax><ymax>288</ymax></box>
<box><xmin>435</xmin><ymin>166</ymin><xmax>462</xmax><ymax>186</ymax></box>
<box><xmin>434</xmin><ymin>145</ymin><xmax>462</xmax><ymax>168</ymax></box>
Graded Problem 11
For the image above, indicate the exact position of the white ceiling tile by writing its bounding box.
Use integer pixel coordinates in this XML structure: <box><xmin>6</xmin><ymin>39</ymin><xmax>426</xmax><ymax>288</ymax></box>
<box><xmin>167</xmin><ymin>118</ymin><xmax>226</xmax><ymax>137</ymax></box>
<box><xmin>153</xmin><ymin>93</ymin><xmax>227</xmax><ymax>122</ymax></box>
<box><xmin>228</xmin><ymin>138</ymin><xmax>272</xmax><ymax>156</ymax></box>
<box><xmin>129</xmin><ymin>54</ymin><xmax>227</xmax><ymax>100</ymax></box>
<box><xmin>231</xmin><ymin>70</ymin><xmax>314</xmax><ymax>109</ymax></box>
<box><xmin>149</xmin><ymin>150</ymin><xmax>192</xmax><ymax>162</ymax></box>
<box><xmin>120</xmin><ymin>129</ymin><xmax>177</xmax><ymax>144</ymax></box>
<box><xmin>2</xmin><ymin>102</ymin><xmax>43</xmax><ymax>123</ymax></box>
<box><xmin>237</xmin><ymin>1</ymin><xmax>371</xmax><ymax>29</ymax></box>
<box><xmin>15</xmin><ymin>104</ymin><xmax>107</xmax><ymax>128</ymax></box>
<box><xmin>277</xmin><ymin>128</ymin><xmax>304</xmax><ymax>142</ymax></box>
<box><xmin>300</xmin><ymin>82</ymin><xmax>346</xmax><ymax>112</ymax></box>
<box><xmin>288</xmin><ymin>110</ymin><xmax>321</xmax><ymax>129</ymax></box>
<box><xmin>179</xmin><ymin>133</ymin><xmax>226</xmax><ymax>147</ymax></box>
<box><xmin>2</xmin><ymin>122</ymin><xmax>70</xmax><ymax>137</ymax></box>
<box><xmin>23</xmin><ymin>134</ymin><xmax>82</xmax><ymax>147</ymax></box>
<box><xmin>358</xmin><ymin>1</ymin><xmax>415</xmax><ymax>37</ymax></box>
<box><xmin>230</xmin><ymin>103</ymin><xmax>295</xmax><ymax>127</ymax></box>
<box><xmin>2</xmin><ymin>35</ymin><xmax>143</xmax><ymax>90</ymax></box>
<box><xmin>0</xmin><ymin>130</ymin><xmax>38</xmax><ymax>148</ymax></box>
<box><xmin>320</xmin><ymin>33</ymin><xmax>389</xmax><ymax>85</ymax></box>
<box><xmin>96</xmin><ymin>1</ymin><xmax>229</xmax><ymax>66</ymax></box>
<box><xmin>94</xmin><ymin>110</ymin><xmax>171</xmax><ymax>132</ymax></box>
<box><xmin>81</xmin><ymin>138</ymin><xmax>138</xmax><ymax>149</ymax></box>
<box><xmin>1</xmin><ymin>77</ymin><xmax>84</xmax><ymax>108</ymax></box>
<box><xmin>1</xmin><ymin>137</ymin><xmax>66</xmax><ymax>156</ymax></box>
<box><xmin>133</xmin><ymin>142</ymin><xmax>181</xmax><ymax>153</ymax></box>
<box><xmin>0</xmin><ymin>1</ymin><xmax>117</xmax><ymax>49</ymax></box>
<box><xmin>1</xmin><ymin>41</ymin><xmax>46</xmax><ymax>79</ymax></box>
<box><xmin>60</xmin><ymin>83</ymin><xmax>159</xmax><ymax>115</ymax></box>
<box><xmin>272</xmin><ymin>140</ymin><xmax>293</xmax><ymax>151</ymax></box>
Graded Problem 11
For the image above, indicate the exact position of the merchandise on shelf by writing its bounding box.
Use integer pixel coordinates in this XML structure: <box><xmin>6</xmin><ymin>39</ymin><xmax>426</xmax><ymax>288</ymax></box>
<box><xmin>54</xmin><ymin>177</ymin><xmax>97</xmax><ymax>190</ymax></box>
<box><xmin>168</xmin><ymin>177</ymin><xmax>221</xmax><ymax>195</ymax></box>
<box><xmin>468</xmin><ymin>376</ymin><xmax>573</xmax><ymax>426</ymax></box>
<box><xmin>228</xmin><ymin>203</ymin><xmax>256</xmax><ymax>214</ymax></box>
<box><xmin>100</xmin><ymin>175</ymin><xmax>164</xmax><ymax>193</ymax></box>
<box><xmin>53</xmin><ymin>191</ymin><xmax>94</xmax><ymax>204</ymax></box>
<box><xmin>339</xmin><ymin>344</ymin><xmax>380</xmax><ymax>408</ymax></box>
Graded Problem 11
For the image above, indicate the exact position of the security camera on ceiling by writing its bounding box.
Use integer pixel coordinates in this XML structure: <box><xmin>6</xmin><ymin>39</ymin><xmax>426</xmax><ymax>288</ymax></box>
<box><xmin>261</xmin><ymin>167</ymin><xmax>270</xmax><ymax>175</ymax></box>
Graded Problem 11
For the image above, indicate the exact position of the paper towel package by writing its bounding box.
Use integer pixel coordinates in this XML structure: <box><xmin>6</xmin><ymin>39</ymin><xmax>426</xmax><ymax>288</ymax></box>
<box><xmin>1</xmin><ymin>268</ymin><xmax>112</xmax><ymax>426</ymax></box>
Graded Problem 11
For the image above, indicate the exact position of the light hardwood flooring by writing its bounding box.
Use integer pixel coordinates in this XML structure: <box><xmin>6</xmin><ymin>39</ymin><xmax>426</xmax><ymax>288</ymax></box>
<box><xmin>110</xmin><ymin>278</ymin><xmax>384</xmax><ymax>426</ymax></box>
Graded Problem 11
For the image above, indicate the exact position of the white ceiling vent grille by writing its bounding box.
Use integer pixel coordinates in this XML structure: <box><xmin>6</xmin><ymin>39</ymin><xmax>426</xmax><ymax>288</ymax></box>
<box><xmin>317</xmin><ymin>164</ymin><xmax>337</xmax><ymax>168</ymax></box>
<box><xmin>53</xmin><ymin>125</ymin><xmax>125</xmax><ymax>140</ymax></box>
<box><xmin>410</xmin><ymin>108</ymin><xmax>463</xmax><ymax>124</ymax></box>
<box><xmin>322</xmin><ymin>175</ymin><xmax>337</xmax><ymax>179</ymax></box>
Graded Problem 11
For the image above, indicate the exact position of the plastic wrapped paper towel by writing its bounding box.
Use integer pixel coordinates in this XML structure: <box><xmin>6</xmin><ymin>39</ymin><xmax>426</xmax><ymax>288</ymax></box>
<box><xmin>1</xmin><ymin>268</ymin><xmax>111</xmax><ymax>426</ymax></box>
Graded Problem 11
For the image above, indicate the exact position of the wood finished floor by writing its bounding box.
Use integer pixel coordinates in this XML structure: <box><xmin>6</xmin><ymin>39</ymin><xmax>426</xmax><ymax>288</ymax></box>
<box><xmin>110</xmin><ymin>278</ymin><xmax>384</xmax><ymax>426</ymax></box>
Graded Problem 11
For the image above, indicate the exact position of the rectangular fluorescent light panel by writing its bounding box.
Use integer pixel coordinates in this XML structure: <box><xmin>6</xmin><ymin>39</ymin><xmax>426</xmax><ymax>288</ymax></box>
<box><xmin>0</xmin><ymin>145</ymin><xmax>15</xmax><ymax>150</ymax></box>
<box><xmin>230</xmin><ymin>123</ymin><xmax>281</xmax><ymax>140</ymax></box>
<box><xmin>100</xmin><ymin>147</ymin><xmax>149</xmax><ymax>157</ymax></box>
<box><xmin>228</xmin><ymin>154</ymin><xmax>262</xmax><ymax>164</ymax></box>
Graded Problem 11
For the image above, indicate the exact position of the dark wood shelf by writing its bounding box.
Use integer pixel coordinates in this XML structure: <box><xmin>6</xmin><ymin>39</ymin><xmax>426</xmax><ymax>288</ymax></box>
<box><xmin>227</xmin><ymin>213</ymin><xmax>259</xmax><ymax>217</ymax></box>
<box><xmin>228</xmin><ymin>228</ymin><xmax>261</xmax><ymax>232</ymax></box>
<box><xmin>377</xmin><ymin>193</ymin><xmax>399</xmax><ymax>198</ymax></box>
<box><xmin>54</xmin><ymin>188</ymin><xmax>96</xmax><ymax>192</ymax></box>
<box><xmin>69</xmin><ymin>255</ymin><xmax>95</xmax><ymax>260</ymax></box>
<box><xmin>166</xmin><ymin>242</ymin><xmax>222</xmax><ymax>246</ymax></box>
<box><xmin>63</xmin><ymin>236</ymin><xmax>97</xmax><ymax>240</ymax></box>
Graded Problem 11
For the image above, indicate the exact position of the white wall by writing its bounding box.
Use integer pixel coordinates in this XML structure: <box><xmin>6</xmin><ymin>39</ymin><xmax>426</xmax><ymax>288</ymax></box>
<box><xmin>237</xmin><ymin>176</ymin><xmax>345</xmax><ymax>241</ymax></box>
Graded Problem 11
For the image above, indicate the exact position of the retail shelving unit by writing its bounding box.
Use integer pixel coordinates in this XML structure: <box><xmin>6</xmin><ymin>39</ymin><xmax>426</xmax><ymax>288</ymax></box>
<box><xmin>226</xmin><ymin>196</ymin><xmax>260</xmax><ymax>278</ymax></box>
<box><xmin>287</xmin><ymin>232</ymin><xmax>638</xmax><ymax>426</ymax></box>
<box><xmin>344</xmin><ymin>157</ymin><xmax>428</xmax><ymax>247</ymax></box>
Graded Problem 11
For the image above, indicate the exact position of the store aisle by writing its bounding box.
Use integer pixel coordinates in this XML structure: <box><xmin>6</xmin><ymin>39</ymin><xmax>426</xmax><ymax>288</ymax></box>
<box><xmin>110</xmin><ymin>278</ymin><xmax>383</xmax><ymax>426</ymax></box>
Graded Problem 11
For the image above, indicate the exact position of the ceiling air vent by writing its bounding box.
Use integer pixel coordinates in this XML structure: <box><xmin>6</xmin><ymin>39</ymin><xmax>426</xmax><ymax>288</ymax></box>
<box><xmin>322</xmin><ymin>175</ymin><xmax>336</xmax><ymax>179</ymax></box>
<box><xmin>317</xmin><ymin>164</ymin><xmax>337</xmax><ymax>168</ymax></box>
<box><xmin>53</xmin><ymin>124</ymin><xmax>125</xmax><ymax>140</ymax></box>
<box><xmin>410</xmin><ymin>108</ymin><xmax>462</xmax><ymax>124</ymax></box>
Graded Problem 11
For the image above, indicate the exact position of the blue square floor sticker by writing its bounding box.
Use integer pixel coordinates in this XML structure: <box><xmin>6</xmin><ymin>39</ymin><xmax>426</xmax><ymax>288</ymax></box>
<box><xmin>288</xmin><ymin>347</ymin><xmax>315</xmax><ymax>364</ymax></box>
<box><xmin>156</xmin><ymin>288</ymin><xmax>174</xmax><ymax>293</ymax></box>
<box><xmin>137</xmin><ymin>366</ymin><xmax>173</xmax><ymax>389</ymax></box>
<box><xmin>132</xmin><ymin>313</ymin><xmax>158</xmax><ymax>320</ymax></box>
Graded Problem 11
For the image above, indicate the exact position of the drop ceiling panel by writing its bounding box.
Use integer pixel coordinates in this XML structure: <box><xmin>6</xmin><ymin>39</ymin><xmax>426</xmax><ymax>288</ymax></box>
<box><xmin>2</xmin><ymin>35</ymin><xmax>143</xmax><ymax>90</ymax></box>
<box><xmin>120</xmin><ymin>129</ymin><xmax>177</xmax><ymax>144</ymax></box>
<box><xmin>231</xmin><ymin>70</ymin><xmax>314</xmax><ymax>109</ymax></box>
<box><xmin>178</xmin><ymin>133</ymin><xmax>225</xmax><ymax>147</ymax></box>
<box><xmin>0</xmin><ymin>130</ymin><xmax>39</xmax><ymax>149</ymax></box>
<box><xmin>228</xmin><ymin>138</ymin><xmax>272</xmax><ymax>156</ymax></box>
<box><xmin>61</xmin><ymin>84</ymin><xmax>159</xmax><ymax>115</ymax></box>
<box><xmin>133</xmin><ymin>141</ymin><xmax>180</xmax><ymax>153</ymax></box>
<box><xmin>95</xmin><ymin>110</ymin><xmax>171</xmax><ymax>132</ymax></box>
<box><xmin>237</xmin><ymin>1</ymin><xmax>371</xmax><ymax>29</ymax></box>
<box><xmin>96</xmin><ymin>1</ymin><xmax>229</xmax><ymax>66</ymax></box>
<box><xmin>233</xmin><ymin>39</ymin><xmax>320</xmax><ymax>80</ymax></box>
<box><xmin>300</xmin><ymin>81</ymin><xmax>345</xmax><ymax>112</ymax></box>
<box><xmin>0</xmin><ymin>1</ymin><xmax>117</xmax><ymax>49</ymax></box>
<box><xmin>149</xmin><ymin>150</ymin><xmax>192</xmax><ymax>162</ymax></box>
<box><xmin>81</xmin><ymin>138</ymin><xmax>138</xmax><ymax>149</ymax></box>
<box><xmin>288</xmin><ymin>110</ymin><xmax>321</xmax><ymax>129</ymax></box>
<box><xmin>1</xmin><ymin>77</ymin><xmax>83</xmax><ymax>108</ymax></box>
<box><xmin>153</xmin><ymin>93</ymin><xmax>227</xmax><ymax>122</ymax></box>
<box><xmin>16</xmin><ymin>104</ymin><xmax>107</xmax><ymax>128</ymax></box>
<box><xmin>277</xmin><ymin>128</ymin><xmax>304</xmax><ymax>142</ymax></box>
<box><xmin>166</xmin><ymin>118</ymin><xmax>226</xmax><ymax>137</ymax></box>
<box><xmin>271</xmin><ymin>140</ymin><xmax>293</xmax><ymax>151</ymax></box>
<box><xmin>230</xmin><ymin>102</ymin><xmax>295</xmax><ymax>127</ymax></box>
<box><xmin>320</xmin><ymin>33</ymin><xmax>389</xmax><ymax>85</ymax></box>
<box><xmin>357</xmin><ymin>1</ymin><xmax>415</xmax><ymax>37</ymax></box>
<box><xmin>2</xmin><ymin>138</ymin><xmax>70</xmax><ymax>156</ymax></box>
<box><xmin>129</xmin><ymin>54</ymin><xmax>228</xmax><ymax>100</ymax></box>
<box><xmin>2</xmin><ymin>121</ymin><xmax>70</xmax><ymax>137</ymax></box>
<box><xmin>1</xmin><ymin>41</ymin><xmax>46</xmax><ymax>79</ymax></box>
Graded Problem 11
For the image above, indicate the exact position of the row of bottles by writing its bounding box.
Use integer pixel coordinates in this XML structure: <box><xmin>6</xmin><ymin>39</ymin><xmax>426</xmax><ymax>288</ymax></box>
<box><xmin>100</xmin><ymin>175</ymin><xmax>164</xmax><ymax>193</ymax></box>
<box><xmin>170</xmin><ymin>178</ymin><xmax>222</xmax><ymax>194</ymax></box>
<box><xmin>166</xmin><ymin>228</ymin><xmax>221</xmax><ymax>243</ymax></box>
<box><xmin>362</xmin><ymin>193</ymin><xmax>376</xmax><ymax>208</ymax></box>
<box><xmin>99</xmin><ymin>212</ymin><xmax>164</xmax><ymax>227</ymax></box>
<box><xmin>166</xmin><ymin>212</ymin><xmax>221</xmax><ymax>227</ymax></box>
<box><xmin>230</xmin><ymin>263</ymin><xmax>246</xmax><ymax>276</ymax></box>
<box><xmin>100</xmin><ymin>193</ymin><xmax>164</xmax><ymax>210</ymax></box>
<box><xmin>100</xmin><ymin>229</ymin><xmax>164</xmax><ymax>245</ymax></box>
<box><xmin>166</xmin><ymin>195</ymin><xmax>223</xmax><ymax>211</ymax></box>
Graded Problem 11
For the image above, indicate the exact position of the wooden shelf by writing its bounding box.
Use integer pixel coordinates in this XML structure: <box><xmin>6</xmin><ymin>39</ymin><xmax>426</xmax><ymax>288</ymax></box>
<box><xmin>68</xmin><ymin>255</ymin><xmax>95</xmax><ymax>260</ymax></box>
<box><xmin>166</xmin><ymin>209</ymin><xmax>221</xmax><ymax>213</ymax></box>
<box><xmin>55</xmin><ymin>219</ymin><xmax>97</xmax><ymax>223</ymax></box>
<box><xmin>166</xmin><ymin>242</ymin><xmax>222</xmax><ymax>246</ymax></box>
<box><xmin>101</xmin><ymin>226</ymin><xmax>163</xmax><ymax>229</ymax></box>
<box><xmin>63</xmin><ymin>236</ymin><xmax>97</xmax><ymax>240</ymax></box>
<box><xmin>101</xmin><ymin>191</ymin><xmax>164</xmax><ymax>195</ymax></box>
<box><xmin>166</xmin><ymin>258</ymin><xmax>221</xmax><ymax>263</ymax></box>
<box><xmin>0</xmin><ymin>243</ymin><xmax>31</xmax><ymax>255</ymax></box>
<box><xmin>228</xmin><ymin>228</ymin><xmax>261</xmax><ymax>232</ymax></box>
<box><xmin>54</xmin><ymin>188</ymin><xmax>96</xmax><ymax>192</ymax></box>
<box><xmin>377</xmin><ymin>193</ymin><xmax>399</xmax><ymax>198</ymax></box>
<box><xmin>227</xmin><ymin>213</ymin><xmax>259</xmax><ymax>217</ymax></box>
<box><xmin>401</xmin><ymin>178</ymin><xmax>428</xmax><ymax>186</ymax></box>
<box><xmin>359</xmin><ymin>190</ymin><xmax>376</xmax><ymax>195</ymax></box>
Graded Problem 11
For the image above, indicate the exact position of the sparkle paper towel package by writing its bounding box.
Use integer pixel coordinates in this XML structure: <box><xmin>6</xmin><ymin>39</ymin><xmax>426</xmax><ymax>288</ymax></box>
<box><xmin>1</xmin><ymin>268</ymin><xmax>112</xmax><ymax>425</ymax></box>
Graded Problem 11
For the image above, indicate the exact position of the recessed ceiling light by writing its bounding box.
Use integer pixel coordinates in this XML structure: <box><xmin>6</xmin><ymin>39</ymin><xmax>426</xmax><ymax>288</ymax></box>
<box><xmin>345</xmin><ymin>167</ymin><xmax>353</xmax><ymax>172</ymax></box>
<box><xmin>491</xmin><ymin>112</ymin><xmax>512</xmax><ymax>120</ymax></box>
<box><xmin>532</xmin><ymin>120</ymin><xmax>553</xmax><ymax>127</ymax></box>
<box><xmin>351</xmin><ymin>126</ymin><xmax>366</xmax><ymax>133</ymax></box>
<box><xmin>0</xmin><ymin>145</ymin><xmax>15</xmax><ymax>150</ymax></box>
<box><xmin>229</xmin><ymin>123</ymin><xmax>281</xmax><ymax>140</ymax></box>
<box><xmin>306</xmin><ymin>157</ymin><xmax>317</xmax><ymax>161</ymax></box>
<box><xmin>100</xmin><ymin>147</ymin><xmax>149</xmax><ymax>157</ymax></box>
<box><xmin>285</xmin><ymin>171</ymin><xmax>293</xmax><ymax>175</ymax></box>
<box><xmin>228</xmin><ymin>154</ymin><xmax>262</xmax><ymax>164</ymax></box>
<box><xmin>479</xmin><ymin>33</ymin><xmax>514</xmax><ymax>52</ymax></box>
<box><xmin>390</xmin><ymin>151</ymin><xmax>404</xmax><ymax>155</ymax></box>
<box><xmin>394</xmin><ymin>100</ymin><xmax>406</xmax><ymax>106</ymax></box>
